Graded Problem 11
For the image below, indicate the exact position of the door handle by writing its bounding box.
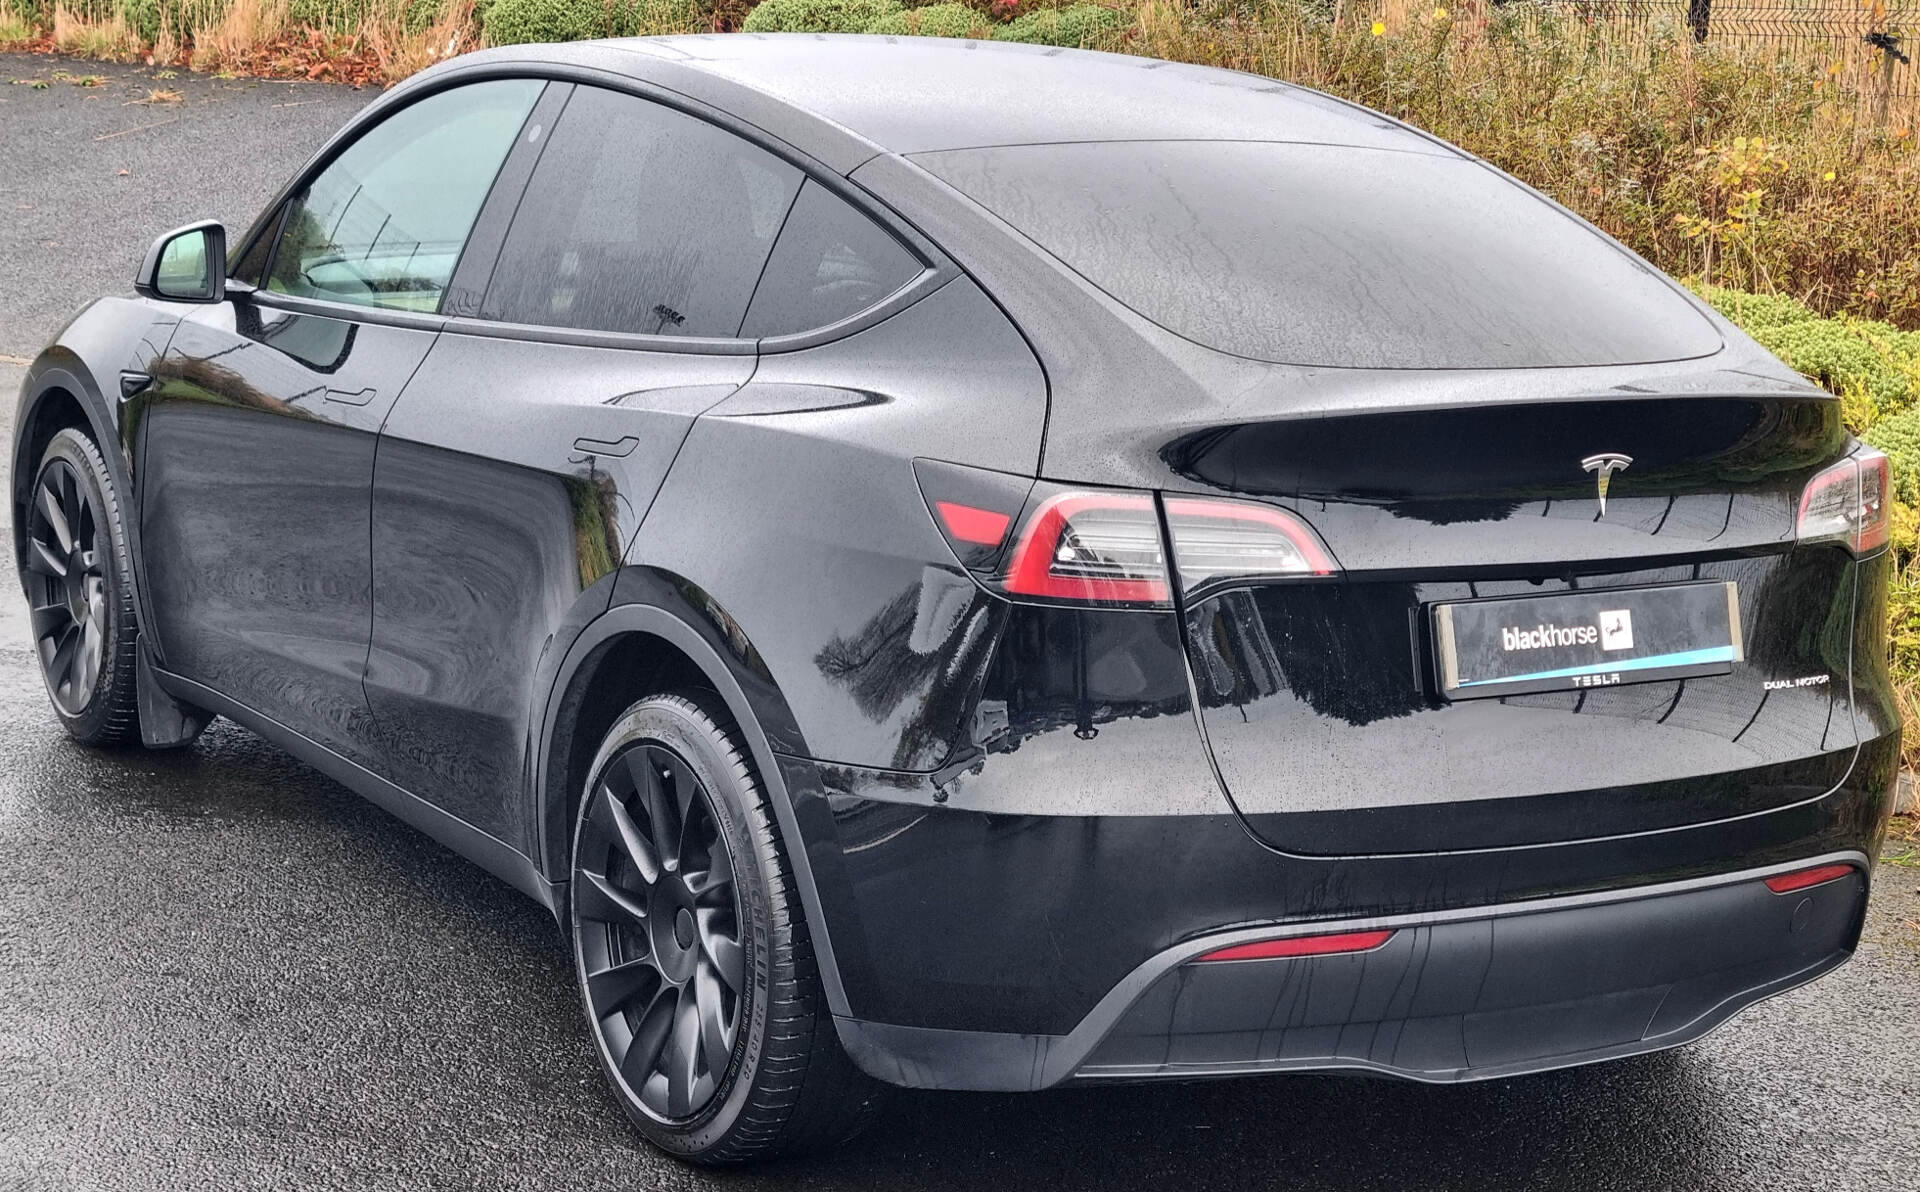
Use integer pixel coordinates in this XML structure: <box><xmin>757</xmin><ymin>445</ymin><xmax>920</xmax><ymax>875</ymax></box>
<box><xmin>323</xmin><ymin>386</ymin><xmax>378</xmax><ymax>407</ymax></box>
<box><xmin>119</xmin><ymin>370</ymin><xmax>153</xmax><ymax>400</ymax></box>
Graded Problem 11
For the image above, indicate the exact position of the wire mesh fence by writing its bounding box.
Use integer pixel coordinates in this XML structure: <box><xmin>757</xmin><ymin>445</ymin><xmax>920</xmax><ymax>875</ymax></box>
<box><xmin>1503</xmin><ymin>0</ymin><xmax>1919</xmax><ymax>122</ymax></box>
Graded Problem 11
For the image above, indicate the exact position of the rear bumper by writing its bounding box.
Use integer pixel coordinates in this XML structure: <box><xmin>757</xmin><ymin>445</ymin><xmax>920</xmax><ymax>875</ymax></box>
<box><xmin>834</xmin><ymin>852</ymin><xmax>1870</xmax><ymax>1091</ymax></box>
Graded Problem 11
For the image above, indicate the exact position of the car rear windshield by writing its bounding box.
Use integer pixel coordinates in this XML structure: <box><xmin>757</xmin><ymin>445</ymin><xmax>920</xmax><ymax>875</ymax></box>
<box><xmin>914</xmin><ymin>141</ymin><xmax>1722</xmax><ymax>370</ymax></box>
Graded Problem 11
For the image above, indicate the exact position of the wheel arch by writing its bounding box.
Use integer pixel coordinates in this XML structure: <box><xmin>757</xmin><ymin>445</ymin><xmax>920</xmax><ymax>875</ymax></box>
<box><xmin>11</xmin><ymin>355</ymin><xmax>123</xmax><ymax>584</ymax></box>
<box><xmin>531</xmin><ymin>575</ymin><xmax>852</xmax><ymax>1018</ymax></box>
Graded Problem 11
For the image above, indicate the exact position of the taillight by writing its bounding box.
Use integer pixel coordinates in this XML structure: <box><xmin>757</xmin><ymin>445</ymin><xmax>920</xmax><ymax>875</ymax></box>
<box><xmin>916</xmin><ymin>462</ymin><xmax>1339</xmax><ymax>607</ymax></box>
<box><xmin>1164</xmin><ymin>496</ymin><xmax>1335</xmax><ymax>596</ymax></box>
<box><xmin>1002</xmin><ymin>491</ymin><xmax>1171</xmax><ymax>606</ymax></box>
<box><xmin>997</xmin><ymin>489</ymin><xmax>1338</xmax><ymax>607</ymax></box>
<box><xmin>1797</xmin><ymin>448</ymin><xmax>1890</xmax><ymax>555</ymax></box>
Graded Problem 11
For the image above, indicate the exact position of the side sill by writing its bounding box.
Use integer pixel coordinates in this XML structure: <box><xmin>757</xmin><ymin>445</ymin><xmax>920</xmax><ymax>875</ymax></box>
<box><xmin>152</xmin><ymin>667</ymin><xmax>560</xmax><ymax>914</ymax></box>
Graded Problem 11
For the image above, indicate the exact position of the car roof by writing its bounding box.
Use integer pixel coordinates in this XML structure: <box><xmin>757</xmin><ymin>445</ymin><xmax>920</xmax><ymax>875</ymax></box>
<box><xmin>560</xmin><ymin>34</ymin><xmax>1453</xmax><ymax>161</ymax></box>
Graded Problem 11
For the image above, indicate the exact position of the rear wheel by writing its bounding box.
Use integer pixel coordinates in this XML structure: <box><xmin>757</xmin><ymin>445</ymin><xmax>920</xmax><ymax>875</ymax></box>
<box><xmin>569</xmin><ymin>692</ymin><xmax>886</xmax><ymax>1163</ymax></box>
<box><xmin>24</xmin><ymin>428</ymin><xmax>140</xmax><ymax>746</ymax></box>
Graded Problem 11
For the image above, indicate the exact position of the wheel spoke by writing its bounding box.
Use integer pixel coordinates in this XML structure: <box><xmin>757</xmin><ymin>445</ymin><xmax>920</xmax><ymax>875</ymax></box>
<box><xmin>628</xmin><ymin>749</ymin><xmax>683</xmax><ymax>868</ymax></box>
<box><xmin>685</xmin><ymin>838</ymin><xmax>734</xmax><ymax>901</ymax></box>
<box><xmin>594</xmin><ymin>785</ymin><xmax>661</xmax><ymax>887</ymax></box>
<box><xmin>697</xmin><ymin>908</ymin><xmax>744</xmax><ymax>993</ymax></box>
<box><xmin>27</xmin><ymin>538</ymin><xmax>67</xmax><ymax>578</ymax></box>
<box><xmin>693</xmin><ymin>961</ymin><xmax>733</xmax><ymax>1077</ymax></box>
<box><xmin>70</xmin><ymin>619</ymin><xmax>99</xmax><ymax>709</ymax></box>
<box><xmin>666</xmin><ymin>755</ymin><xmax>705</xmax><ymax>869</ymax></box>
<box><xmin>28</xmin><ymin>602</ymin><xmax>67</xmax><ymax>641</ymax></box>
<box><xmin>574</xmin><ymin>869</ymin><xmax>648</xmax><ymax>926</ymax></box>
<box><xmin>665</xmin><ymin>990</ymin><xmax>703</xmax><ymax>1118</ymax></box>
<box><xmin>586</xmin><ymin>957</ymin><xmax>658</xmax><ymax>1016</ymax></box>
<box><xmin>38</xmin><ymin>481</ymin><xmax>74</xmax><ymax>555</ymax></box>
<box><xmin>46</xmin><ymin>623</ymin><xmax>78</xmax><ymax>690</ymax></box>
<box><xmin>619</xmin><ymin>990</ymin><xmax>676</xmax><ymax>1092</ymax></box>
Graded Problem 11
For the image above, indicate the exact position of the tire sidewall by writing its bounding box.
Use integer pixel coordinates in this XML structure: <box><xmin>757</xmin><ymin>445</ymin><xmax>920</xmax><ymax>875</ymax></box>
<box><xmin>33</xmin><ymin>428</ymin><xmax>133</xmax><ymax>739</ymax></box>
<box><xmin>569</xmin><ymin>697</ymin><xmax>777</xmax><ymax>1159</ymax></box>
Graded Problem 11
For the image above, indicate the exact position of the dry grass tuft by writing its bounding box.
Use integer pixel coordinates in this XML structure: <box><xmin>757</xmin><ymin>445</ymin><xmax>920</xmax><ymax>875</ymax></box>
<box><xmin>0</xmin><ymin>1</ymin><xmax>37</xmax><ymax>45</ymax></box>
<box><xmin>50</xmin><ymin>5</ymin><xmax>143</xmax><ymax>59</ymax></box>
<box><xmin>365</xmin><ymin>0</ymin><xmax>476</xmax><ymax>84</ymax></box>
<box><xmin>190</xmin><ymin>0</ymin><xmax>290</xmax><ymax>71</ymax></box>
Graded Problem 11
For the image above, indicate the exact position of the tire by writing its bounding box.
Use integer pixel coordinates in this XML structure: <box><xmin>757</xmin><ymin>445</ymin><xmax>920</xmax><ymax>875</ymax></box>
<box><xmin>23</xmin><ymin>428</ymin><xmax>141</xmax><ymax>746</ymax></box>
<box><xmin>568</xmin><ymin>692</ymin><xmax>887</xmax><ymax>1164</ymax></box>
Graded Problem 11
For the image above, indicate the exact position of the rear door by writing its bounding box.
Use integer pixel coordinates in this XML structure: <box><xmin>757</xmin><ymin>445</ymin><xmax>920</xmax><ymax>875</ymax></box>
<box><xmin>361</xmin><ymin>83</ymin><xmax>807</xmax><ymax>843</ymax></box>
<box><xmin>137</xmin><ymin>80</ymin><xmax>541</xmax><ymax>763</ymax></box>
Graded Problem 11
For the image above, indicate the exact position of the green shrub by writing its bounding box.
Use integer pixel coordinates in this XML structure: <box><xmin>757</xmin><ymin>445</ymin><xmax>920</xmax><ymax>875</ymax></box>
<box><xmin>484</xmin><ymin>0</ymin><xmax>600</xmax><ymax>42</ymax></box>
<box><xmin>991</xmin><ymin>2</ymin><xmax>1121</xmax><ymax>45</ymax></box>
<box><xmin>1866</xmin><ymin>407</ymin><xmax>1920</xmax><ymax>507</ymax></box>
<box><xmin>866</xmin><ymin>2</ymin><xmax>988</xmax><ymax>35</ymax></box>
<box><xmin>484</xmin><ymin>0</ymin><xmax>696</xmax><ymax>43</ymax></box>
<box><xmin>1698</xmin><ymin>285</ymin><xmax>1819</xmax><ymax>334</ymax></box>
<box><xmin>404</xmin><ymin>0</ymin><xmax>448</xmax><ymax>31</ymax></box>
<box><xmin>1751</xmin><ymin>320</ymin><xmax>1916</xmax><ymax>422</ymax></box>
<box><xmin>289</xmin><ymin>0</ymin><xmax>372</xmax><ymax>32</ymax></box>
<box><xmin>610</xmin><ymin>0</ymin><xmax>702</xmax><ymax>34</ymax></box>
<box><xmin>741</xmin><ymin>0</ymin><xmax>900</xmax><ymax>32</ymax></box>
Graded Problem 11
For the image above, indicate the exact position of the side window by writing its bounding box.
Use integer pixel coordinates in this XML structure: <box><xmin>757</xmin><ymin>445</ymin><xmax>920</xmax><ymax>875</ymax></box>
<box><xmin>265</xmin><ymin>80</ymin><xmax>542</xmax><ymax>313</ymax></box>
<box><xmin>480</xmin><ymin>87</ymin><xmax>802</xmax><ymax>338</ymax></box>
<box><xmin>741</xmin><ymin>180</ymin><xmax>924</xmax><ymax>338</ymax></box>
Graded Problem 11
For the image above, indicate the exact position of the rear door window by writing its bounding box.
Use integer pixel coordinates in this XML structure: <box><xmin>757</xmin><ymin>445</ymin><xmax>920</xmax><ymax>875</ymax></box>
<box><xmin>480</xmin><ymin>86</ymin><xmax>802</xmax><ymax>338</ymax></box>
<box><xmin>265</xmin><ymin>80</ymin><xmax>542</xmax><ymax>313</ymax></box>
<box><xmin>741</xmin><ymin>180</ymin><xmax>924</xmax><ymax>338</ymax></box>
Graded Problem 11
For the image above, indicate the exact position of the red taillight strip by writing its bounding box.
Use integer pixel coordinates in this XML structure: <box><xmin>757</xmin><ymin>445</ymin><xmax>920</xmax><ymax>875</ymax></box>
<box><xmin>1163</xmin><ymin>495</ymin><xmax>1336</xmax><ymax>577</ymax></box>
<box><xmin>934</xmin><ymin>501</ymin><xmax>1012</xmax><ymax>547</ymax></box>
<box><xmin>1194</xmin><ymin>929</ymin><xmax>1395</xmax><ymax>963</ymax></box>
<box><xmin>1000</xmin><ymin>491</ymin><xmax>1171</xmax><ymax>605</ymax></box>
<box><xmin>1763</xmin><ymin>863</ymin><xmax>1856</xmax><ymax>894</ymax></box>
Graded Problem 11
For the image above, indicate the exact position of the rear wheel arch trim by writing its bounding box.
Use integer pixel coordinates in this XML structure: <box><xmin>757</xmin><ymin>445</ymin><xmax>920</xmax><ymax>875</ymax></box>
<box><xmin>533</xmin><ymin>596</ymin><xmax>852</xmax><ymax>1019</ymax></box>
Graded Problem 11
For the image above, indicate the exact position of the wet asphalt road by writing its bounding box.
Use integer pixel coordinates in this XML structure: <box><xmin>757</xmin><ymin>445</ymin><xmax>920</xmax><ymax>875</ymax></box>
<box><xmin>4</xmin><ymin>50</ymin><xmax>1920</xmax><ymax>1192</ymax></box>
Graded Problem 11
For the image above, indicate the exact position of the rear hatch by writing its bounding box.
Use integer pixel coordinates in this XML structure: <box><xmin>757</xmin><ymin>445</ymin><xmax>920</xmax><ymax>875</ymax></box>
<box><xmin>1171</xmin><ymin>394</ymin><xmax>1862</xmax><ymax>854</ymax></box>
<box><xmin>918</xmin><ymin>137</ymin><xmax>1870</xmax><ymax>855</ymax></box>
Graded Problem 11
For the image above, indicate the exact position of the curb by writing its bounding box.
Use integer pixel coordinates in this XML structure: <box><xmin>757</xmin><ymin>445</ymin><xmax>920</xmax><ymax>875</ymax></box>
<box><xmin>1899</xmin><ymin>770</ymin><xmax>1915</xmax><ymax>815</ymax></box>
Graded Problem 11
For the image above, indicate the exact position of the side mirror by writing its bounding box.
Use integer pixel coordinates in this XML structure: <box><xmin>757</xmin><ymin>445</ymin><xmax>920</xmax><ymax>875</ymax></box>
<box><xmin>135</xmin><ymin>220</ymin><xmax>227</xmax><ymax>303</ymax></box>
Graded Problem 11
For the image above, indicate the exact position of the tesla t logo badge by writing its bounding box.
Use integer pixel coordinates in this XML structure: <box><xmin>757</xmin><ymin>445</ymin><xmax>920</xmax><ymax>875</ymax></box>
<box><xmin>1581</xmin><ymin>453</ymin><xmax>1633</xmax><ymax>515</ymax></box>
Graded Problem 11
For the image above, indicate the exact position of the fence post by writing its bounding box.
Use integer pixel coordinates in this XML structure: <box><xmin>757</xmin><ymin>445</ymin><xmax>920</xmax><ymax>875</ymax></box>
<box><xmin>1866</xmin><ymin>32</ymin><xmax>1911</xmax><ymax>132</ymax></box>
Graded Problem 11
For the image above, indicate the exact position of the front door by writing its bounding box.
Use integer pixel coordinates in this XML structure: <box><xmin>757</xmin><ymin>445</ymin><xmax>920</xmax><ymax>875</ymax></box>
<box><xmin>135</xmin><ymin>78</ymin><xmax>545</xmax><ymax>763</ymax></box>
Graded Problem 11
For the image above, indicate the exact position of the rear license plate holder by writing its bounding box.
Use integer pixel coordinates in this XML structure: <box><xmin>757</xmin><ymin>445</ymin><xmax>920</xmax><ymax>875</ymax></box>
<box><xmin>1432</xmin><ymin>582</ymin><xmax>1743</xmax><ymax>701</ymax></box>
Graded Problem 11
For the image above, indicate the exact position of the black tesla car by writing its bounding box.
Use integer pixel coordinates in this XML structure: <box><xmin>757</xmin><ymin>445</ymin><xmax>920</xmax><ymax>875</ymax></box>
<box><xmin>10</xmin><ymin>34</ymin><xmax>1900</xmax><ymax>1164</ymax></box>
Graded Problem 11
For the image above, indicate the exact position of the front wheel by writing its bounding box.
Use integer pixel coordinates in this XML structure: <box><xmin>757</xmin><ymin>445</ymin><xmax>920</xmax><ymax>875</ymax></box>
<box><xmin>24</xmin><ymin>428</ymin><xmax>140</xmax><ymax>745</ymax></box>
<box><xmin>569</xmin><ymin>692</ymin><xmax>886</xmax><ymax>1163</ymax></box>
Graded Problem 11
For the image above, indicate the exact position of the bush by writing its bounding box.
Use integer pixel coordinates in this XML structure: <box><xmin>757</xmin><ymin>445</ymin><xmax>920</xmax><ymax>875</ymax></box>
<box><xmin>484</xmin><ymin>0</ymin><xmax>697</xmax><ymax>43</ymax></box>
<box><xmin>740</xmin><ymin>0</ymin><xmax>899</xmax><ymax>32</ymax></box>
<box><xmin>110</xmin><ymin>0</ymin><xmax>158</xmax><ymax>42</ymax></box>
<box><xmin>991</xmin><ymin>2</ymin><xmax>1120</xmax><ymax>45</ymax></box>
<box><xmin>485</xmin><ymin>0</ymin><xmax>600</xmax><ymax>41</ymax></box>
<box><xmin>1751</xmin><ymin>320</ymin><xmax>1916</xmax><ymax>424</ymax></box>
<box><xmin>866</xmin><ymin>2</ymin><xmax>988</xmax><ymax>36</ymax></box>
<box><xmin>1697</xmin><ymin>285</ymin><xmax>1820</xmax><ymax>335</ymax></box>
<box><xmin>1866</xmin><ymin>408</ymin><xmax>1920</xmax><ymax>507</ymax></box>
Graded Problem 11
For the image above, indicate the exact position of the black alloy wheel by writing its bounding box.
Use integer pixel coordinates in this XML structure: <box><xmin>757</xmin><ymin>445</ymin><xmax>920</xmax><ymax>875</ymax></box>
<box><xmin>27</xmin><ymin>455</ymin><xmax>106</xmax><ymax>716</ymax></box>
<box><xmin>25</xmin><ymin>429</ymin><xmax>140</xmax><ymax>745</ymax></box>
<box><xmin>569</xmin><ymin>694</ymin><xmax>885</xmax><ymax>1163</ymax></box>
<box><xmin>575</xmin><ymin>738</ymin><xmax>745</xmax><ymax>1122</ymax></box>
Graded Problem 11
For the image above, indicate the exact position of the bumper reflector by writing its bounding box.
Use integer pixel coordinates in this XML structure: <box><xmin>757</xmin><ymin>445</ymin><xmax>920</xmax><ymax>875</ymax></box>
<box><xmin>1763</xmin><ymin>863</ymin><xmax>1856</xmax><ymax>894</ymax></box>
<box><xmin>1195</xmin><ymin>929</ymin><xmax>1394</xmax><ymax>963</ymax></box>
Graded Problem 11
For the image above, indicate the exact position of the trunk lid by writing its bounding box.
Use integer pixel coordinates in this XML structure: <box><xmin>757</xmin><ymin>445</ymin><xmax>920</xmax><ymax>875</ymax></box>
<box><xmin>1168</xmin><ymin>393</ymin><xmax>1861</xmax><ymax>855</ymax></box>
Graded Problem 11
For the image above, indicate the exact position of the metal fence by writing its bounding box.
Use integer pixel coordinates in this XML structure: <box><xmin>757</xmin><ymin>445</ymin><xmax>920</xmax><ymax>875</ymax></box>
<box><xmin>1536</xmin><ymin>0</ymin><xmax>1919</xmax><ymax>122</ymax></box>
